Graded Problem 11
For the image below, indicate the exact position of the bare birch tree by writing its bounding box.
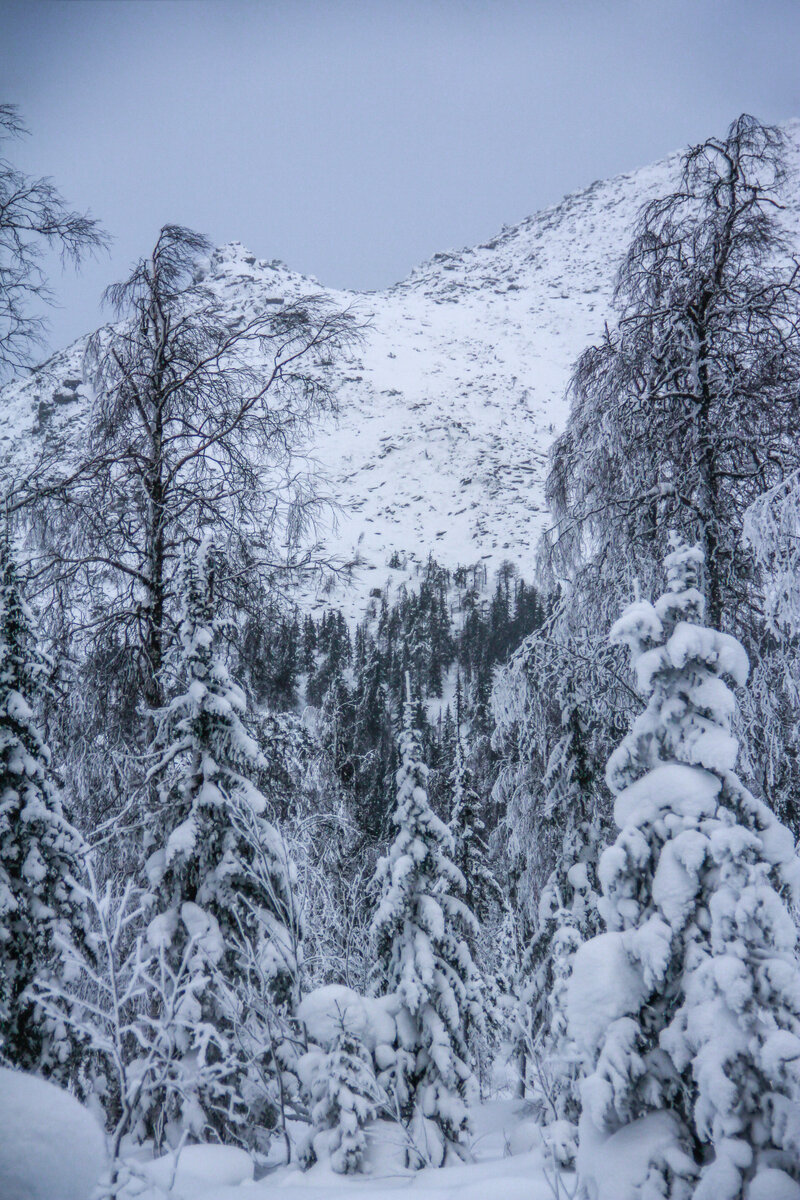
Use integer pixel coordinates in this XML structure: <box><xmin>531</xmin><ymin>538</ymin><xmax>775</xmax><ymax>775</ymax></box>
<box><xmin>0</xmin><ymin>104</ymin><xmax>108</xmax><ymax>379</ymax></box>
<box><xmin>16</xmin><ymin>225</ymin><xmax>357</xmax><ymax>824</ymax></box>
<box><xmin>543</xmin><ymin>114</ymin><xmax>800</xmax><ymax>632</ymax></box>
<box><xmin>538</xmin><ymin>113</ymin><xmax>800</xmax><ymax>827</ymax></box>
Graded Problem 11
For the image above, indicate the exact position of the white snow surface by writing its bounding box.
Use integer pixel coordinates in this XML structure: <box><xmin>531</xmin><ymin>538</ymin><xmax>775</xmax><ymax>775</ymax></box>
<box><xmin>6</xmin><ymin>125</ymin><xmax>800</xmax><ymax>615</ymax></box>
<box><xmin>141</xmin><ymin>1144</ymin><xmax>254</xmax><ymax>1192</ymax></box>
<box><xmin>0</xmin><ymin>1066</ymin><xmax>107</xmax><ymax>1200</ymax></box>
<box><xmin>565</xmin><ymin>931</ymin><xmax>649</xmax><ymax>1054</ymax></box>
<box><xmin>116</xmin><ymin>1100</ymin><xmax>567</xmax><ymax>1200</ymax></box>
<box><xmin>576</xmin><ymin>1109</ymin><xmax>695</xmax><ymax>1200</ymax></box>
<box><xmin>0</xmin><ymin>1074</ymin><xmax>566</xmax><ymax>1200</ymax></box>
<box><xmin>612</xmin><ymin>762</ymin><xmax>721</xmax><ymax>824</ymax></box>
<box><xmin>298</xmin><ymin>984</ymin><xmax>371</xmax><ymax>1046</ymax></box>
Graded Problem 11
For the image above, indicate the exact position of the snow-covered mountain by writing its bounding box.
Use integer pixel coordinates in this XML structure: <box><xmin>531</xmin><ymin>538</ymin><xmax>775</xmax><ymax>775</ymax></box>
<box><xmin>4</xmin><ymin>125</ymin><xmax>800</xmax><ymax>612</ymax></box>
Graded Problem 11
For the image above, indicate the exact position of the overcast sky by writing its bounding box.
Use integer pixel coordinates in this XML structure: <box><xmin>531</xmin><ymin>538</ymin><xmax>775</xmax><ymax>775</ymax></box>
<box><xmin>3</xmin><ymin>0</ymin><xmax>800</xmax><ymax>354</ymax></box>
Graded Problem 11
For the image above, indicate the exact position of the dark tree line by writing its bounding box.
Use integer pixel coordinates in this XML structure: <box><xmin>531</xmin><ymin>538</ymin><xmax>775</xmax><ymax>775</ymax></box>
<box><xmin>298</xmin><ymin>556</ymin><xmax>546</xmax><ymax>841</ymax></box>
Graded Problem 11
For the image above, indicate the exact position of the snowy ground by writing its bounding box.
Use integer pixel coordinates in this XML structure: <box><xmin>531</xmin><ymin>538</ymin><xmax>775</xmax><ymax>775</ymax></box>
<box><xmin>120</xmin><ymin>1101</ymin><xmax>566</xmax><ymax>1200</ymax></box>
<box><xmin>0</xmin><ymin>1068</ymin><xmax>569</xmax><ymax>1200</ymax></box>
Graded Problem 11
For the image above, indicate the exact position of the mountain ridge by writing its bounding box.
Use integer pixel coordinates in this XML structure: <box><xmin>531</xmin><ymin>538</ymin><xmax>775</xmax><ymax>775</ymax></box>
<box><xmin>4</xmin><ymin>126</ymin><xmax>800</xmax><ymax>614</ymax></box>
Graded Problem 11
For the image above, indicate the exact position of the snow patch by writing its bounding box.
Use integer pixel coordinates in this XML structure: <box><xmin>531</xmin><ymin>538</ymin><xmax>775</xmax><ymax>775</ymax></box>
<box><xmin>0</xmin><ymin>1067</ymin><xmax>106</xmax><ymax>1200</ymax></box>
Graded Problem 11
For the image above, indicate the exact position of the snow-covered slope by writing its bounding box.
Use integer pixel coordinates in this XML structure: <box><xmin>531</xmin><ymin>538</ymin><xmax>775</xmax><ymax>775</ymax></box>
<box><xmin>4</xmin><ymin>126</ymin><xmax>800</xmax><ymax>610</ymax></box>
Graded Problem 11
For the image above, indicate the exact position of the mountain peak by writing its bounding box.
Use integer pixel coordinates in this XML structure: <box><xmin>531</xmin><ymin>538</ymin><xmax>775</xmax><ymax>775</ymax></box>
<box><xmin>4</xmin><ymin>129</ymin><xmax>800</xmax><ymax>618</ymax></box>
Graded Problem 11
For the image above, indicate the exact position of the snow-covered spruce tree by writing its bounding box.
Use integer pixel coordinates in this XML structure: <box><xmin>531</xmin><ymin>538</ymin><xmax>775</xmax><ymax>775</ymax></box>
<box><xmin>490</xmin><ymin>620</ymin><xmax>618</xmax><ymax>1105</ymax></box>
<box><xmin>567</xmin><ymin>540</ymin><xmax>800</xmax><ymax>1200</ymax></box>
<box><xmin>145</xmin><ymin>536</ymin><xmax>304</xmax><ymax>1148</ymax></box>
<box><xmin>516</xmin><ymin>696</ymin><xmax>602</xmax><ymax>1143</ymax></box>
<box><xmin>449</xmin><ymin>735</ymin><xmax>499</xmax><ymax>924</ymax></box>
<box><xmin>0</xmin><ymin>539</ymin><xmax>89</xmax><ymax>1078</ymax></box>
<box><xmin>297</xmin><ymin>986</ymin><xmax>382</xmax><ymax>1174</ymax></box>
<box><xmin>448</xmin><ymin>735</ymin><xmax>498</xmax><ymax>1095</ymax></box>
<box><xmin>304</xmin><ymin>1027</ymin><xmax>378</xmax><ymax>1173</ymax></box>
<box><xmin>371</xmin><ymin>678</ymin><xmax>482</xmax><ymax>1166</ymax></box>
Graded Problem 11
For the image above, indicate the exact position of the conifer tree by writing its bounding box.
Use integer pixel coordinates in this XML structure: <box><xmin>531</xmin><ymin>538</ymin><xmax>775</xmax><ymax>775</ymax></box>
<box><xmin>439</xmin><ymin>704</ymin><xmax>456</xmax><ymax>767</ymax></box>
<box><xmin>351</xmin><ymin>635</ymin><xmax>394</xmax><ymax>838</ymax></box>
<box><xmin>371</xmin><ymin>677</ymin><xmax>482</xmax><ymax>1166</ymax></box>
<box><xmin>307</xmin><ymin>611</ymin><xmax>351</xmax><ymax>707</ymax></box>
<box><xmin>304</xmin><ymin>1027</ymin><xmax>379</xmax><ymax>1173</ymax></box>
<box><xmin>448</xmin><ymin>732</ymin><xmax>508</xmax><ymax>1098</ymax></box>
<box><xmin>298</xmin><ymin>988</ymin><xmax>381</xmax><ymax>1175</ymax></box>
<box><xmin>0</xmin><ymin>540</ymin><xmax>89</xmax><ymax>1078</ymax></box>
<box><xmin>302</xmin><ymin>615</ymin><xmax>317</xmax><ymax>675</ymax></box>
<box><xmin>568</xmin><ymin>540</ymin><xmax>800</xmax><ymax>1200</ymax></box>
<box><xmin>146</xmin><ymin>536</ymin><xmax>304</xmax><ymax>1146</ymax></box>
<box><xmin>515</xmin><ymin>696</ymin><xmax>602</xmax><ymax>1136</ymax></box>
<box><xmin>449</xmin><ymin>735</ymin><xmax>498</xmax><ymax>924</ymax></box>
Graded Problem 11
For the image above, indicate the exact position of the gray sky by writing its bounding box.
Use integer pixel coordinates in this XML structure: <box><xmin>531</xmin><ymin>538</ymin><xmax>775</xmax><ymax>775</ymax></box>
<box><xmin>3</xmin><ymin>0</ymin><xmax>800</xmax><ymax>354</ymax></box>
